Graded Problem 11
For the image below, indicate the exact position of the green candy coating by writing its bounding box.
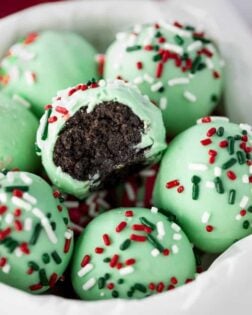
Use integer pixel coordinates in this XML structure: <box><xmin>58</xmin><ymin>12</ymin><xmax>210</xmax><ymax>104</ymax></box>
<box><xmin>153</xmin><ymin>117</ymin><xmax>252</xmax><ymax>253</ymax></box>
<box><xmin>0</xmin><ymin>172</ymin><xmax>73</xmax><ymax>293</ymax></box>
<box><xmin>36</xmin><ymin>80</ymin><xmax>167</xmax><ymax>199</ymax></box>
<box><xmin>0</xmin><ymin>93</ymin><xmax>39</xmax><ymax>172</ymax></box>
<box><xmin>0</xmin><ymin>31</ymin><xmax>98</xmax><ymax>117</ymax></box>
<box><xmin>71</xmin><ymin>207</ymin><xmax>196</xmax><ymax>300</ymax></box>
<box><xmin>104</xmin><ymin>22</ymin><xmax>224</xmax><ymax>135</ymax></box>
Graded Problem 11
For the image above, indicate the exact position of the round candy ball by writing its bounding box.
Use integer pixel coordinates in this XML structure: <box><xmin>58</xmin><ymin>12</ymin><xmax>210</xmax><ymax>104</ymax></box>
<box><xmin>36</xmin><ymin>79</ymin><xmax>167</xmax><ymax>199</ymax></box>
<box><xmin>104</xmin><ymin>21</ymin><xmax>224</xmax><ymax>136</ymax></box>
<box><xmin>0</xmin><ymin>93</ymin><xmax>39</xmax><ymax>172</ymax></box>
<box><xmin>71</xmin><ymin>207</ymin><xmax>196</xmax><ymax>300</ymax></box>
<box><xmin>0</xmin><ymin>31</ymin><xmax>98</xmax><ymax>117</ymax></box>
<box><xmin>0</xmin><ymin>171</ymin><xmax>74</xmax><ymax>293</ymax></box>
<box><xmin>153</xmin><ymin>116</ymin><xmax>252</xmax><ymax>253</ymax></box>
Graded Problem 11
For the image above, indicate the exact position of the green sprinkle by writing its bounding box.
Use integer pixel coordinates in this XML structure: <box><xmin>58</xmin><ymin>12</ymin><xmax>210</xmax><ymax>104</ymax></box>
<box><xmin>46</xmin><ymin>213</ymin><xmax>52</xmax><ymax>219</ymax></box>
<box><xmin>104</xmin><ymin>273</ymin><xmax>110</xmax><ymax>280</ymax></box>
<box><xmin>1</xmin><ymin>237</ymin><xmax>18</xmax><ymax>252</ymax></box>
<box><xmin>211</xmin><ymin>94</ymin><xmax>218</xmax><ymax>103</ymax></box>
<box><xmin>155</xmin><ymin>31</ymin><xmax>162</xmax><ymax>38</ymax></box>
<box><xmin>242</xmin><ymin>130</ymin><xmax>248</xmax><ymax>135</ymax></box>
<box><xmin>51</xmin><ymin>222</ymin><xmax>56</xmax><ymax>231</ymax></box>
<box><xmin>147</xmin><ymin>234</ymin><xmax>164</xmax><ymax>252</ymax></box>
<box><xmin>42</xmin><ymin>253</ymin><xmax>50</xmax><ymax>264</ymax></box>
<box><xmin>118</xmin><ymin>279</ymin><xmax>124</xmax><ymax>285</ymax></box>
<box><xmin>112</xmin><ymin>290</ymin><xmax>119</xmax><ymax>298</ymax></box>
<box><xmin>41</xmin><ymin>108</ymin><xmax>52</xmax><ymax>141</ymax></box>
<box><xmin>182</xmin><ymin>52</ymin><xmax>189</xmax><ymax>60</ymax></box>
<box><xmin>5</xmin><ymin>185</ymin><xmax>29</xmax><ymax>192</ymax></box>
<box><xmin>154</xmin><ymin>45</ymin><xmax>160</xmax><ymax>51</ymax></box>
<box><xmin>234</xmin><ymin>135</ymin><xmax>241</xmax><ymax>140</ymax></box>
<box><xmin>98</xmin><ymin>277</ymin><xmax>105</xmax><ymax>289</ymax></box>
<box><xmin>158</xmin><ymin>87</ymin><xmax>165</xmax><ymax>93</ymax></box>
<box><xmin>127</xmin><ymin>291</ymin><xmax>133</xmax><ymax>298</ymax></box>
<box><xmin>30</xmin><ymin>223</ymin><xmax>42</xmax><ymax>245</ymax></box>
<box><xmin>236</xmin><ymin>151</ymin><xmax>246</xmax><ymax>164</ymax></box>
<box><xmin>247</xmin><ymin>206</ymin><xmax>252</xmax><ymax>213</ymax></box>
<box><xmin>214</xmin><ymin>177</ymin><xmax>224</xmax><ymax>194</ymax></box>
<box><xmin>103</xmin><ymin>257</ymin><xmax>111</xmax><ymax>263</ymax></box>
<box><xmin>222</xmin><ymin>158</ymin><xmax>237</xmax><ymax>170</ymax></box>
<box><xmin>51</xmin><ymin>251</ymin><xmax>62</xmax><ymax>264</ymax></box>
<box><xmin>228</xmin><ymin>137</ymin><xmax>235</xmax><ymax>155</ymax></box>
<box><xmin>228</xmin><ymin>189</ymin><xmax>236</xmax><ymax>205</ymax></box>
<box><xmin>192</xmin><ymin>183</ymin><xmax>199</xmax><ymax>200</ymax></box>
<box><xmin>126</xmin><ymin>45</ymin><xmax>141</xmax><ymax>52</ymax></box>
<box><xmin>158</xmin><ymin>209</ymin><xmax>177</xmax><ymax>222</ymax></box>
<box><xmin>197</xmin><ymin>63</ymin><xmax>206</xmax><ymax>71</ymax></box>
<box><xmin>28</xmin><ymin>261</ymin><xmax>39</xmax><ymax>271</ymax></box>
<box><xmin>174</xmin><ymin>35</ymin><xmax>184</xmax><ymax>45</ymax></box>
<box><xmin>39</xmin><ymin>269</ymin><xmax>49</xmax><ymax>286</ymax></box>
<box><xmin>134</xmin><ymin>283</ymin><xmax>147</xmax><ymax>293</ymax></box>
<box><xmin>243</xmin><ymin>220</ymin><xmax>250</xmax><ymax>229</ymax></box>
<box><xmin>191</xmin><ymin>55</ymin><xmax>202</xmax><ymax>74</ymax></box>
<box><xmin>246</xmin><ymin>153</ymin><xmax>251</xmax><ymax>160</ymax></box>
<box><xmin>217</xmin><ymin>126</ymin><xmax>224</xmax><ymax>136</ymax></box>
<box><xmin>153</xmin><ymin>54</ymin><xmax>162</xmax><ymax>62</ymax></box>
<box><xmin>193</xmin><ymin>36</ymin><xmax>211</xmax><ymax>44</ymax></box>
<box><xmin>185</xmin><ymin>25</ymin><xmax>195</xmax><ymax>31</ymax></box>
<box><xmin>191</xmin><ymin>175</ymin><xmax>201</xmax><ymax>184</ymax></box>
<box><xmin>139</xmin><ymin>217</ymin><xmax>156</xmax><ymax>230</ymax></box>
<box><xmin>63</xmin><ymin>217</ymin><xmax>68</xmax><ymax>225</ymax></box>
<box><xmin>120</xmin><ymin>239</ymin><xmax>131</xmax><ymax>251</ymax></box>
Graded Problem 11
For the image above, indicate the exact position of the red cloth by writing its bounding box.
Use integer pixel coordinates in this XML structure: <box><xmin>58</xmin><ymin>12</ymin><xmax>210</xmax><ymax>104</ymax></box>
<box><xmin>0</xmin><ymin>0</ymin><xmax>62</xmax><ymax>18</ymax></box>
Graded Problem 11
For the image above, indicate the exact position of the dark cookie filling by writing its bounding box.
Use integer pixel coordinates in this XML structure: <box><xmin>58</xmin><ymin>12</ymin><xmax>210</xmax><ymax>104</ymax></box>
<box><xmin>53</xmin><ymin>101</ymin><xmax>147</xmax><ymax>190</ymax></box>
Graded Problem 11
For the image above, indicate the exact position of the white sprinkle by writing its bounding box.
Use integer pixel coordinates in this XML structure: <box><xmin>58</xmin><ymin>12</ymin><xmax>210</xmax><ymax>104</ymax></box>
<box><xmin>133</xmin><ymin>76</ymin><xmax>143</xmax><ymax>85</ymax></box>
<box><xmin>151</xmin><ymin>248</ymin><xmax>160</xmax><ymax>257</ymax></box>
<box><xmin>151</xmin><ymin>207</ymin><xmax>158</xmax><ymax>214</ymax></box>
<box><xmin>127</xmin><ymin>34</ymin><xmax>137</xmax><ymax>47</ymax></box>
<box><xmin>214</xmin><ymin>167</ymin><xmax>222</xmax><ymax>177</ymax></box>
<box><xmin>116</xmin><ymin>32</ymin><xmax>127</xmax><ymax>41</ymax></box>
<box><xmin>119</xmin><ymin>266</ymin><xmax>134</xmax><ymax>276</ymax></box>
<box><xmin>235</xmin><ymin>214</ymin><xmax>241</xmax><ymax>221</ymax></box>
<box><xmin>7</xmin><ymin>172</ymin><xmax>14</xmax><ymax>183</ymax></box>
<box><xmin>143</xmin><ymin>73</ymin><xmax>154</xmax><ymax>84</ymax></box>
<box><xmin>9</xmin><ymin>66</ymin><xmax>20</xmax><ymax>81</ymax></box>
<box><xmin>82</xmin><ymin>278</ymin><xmax>96</xmax><ymax>291</ymax></box>
<box><xmin>160</xmin><ymin>22</ymin><xmax>191</xmax><ymax>38</ymax></box>
<box><xmin>2</xmin><ymin>264</ymin><xmax>11</xmax><ymax>274</ymax></box>
<box><xmin>12</xmin><ymin>197</ymin><xmax>32</xmax><ymax>211</ymax></box>
<box><xmin>24</xmin><ymin>218</ymin><xmax>32</xmax><ymax>231</ymax></box>
<box><xmin>98</xmin><ymin>79</ymin><xmax>106</xmax><ymax>87</ymax></box>
<box><xmin>157</xmin><ymin>221</ymin><xmax>165</xmax><ymax>240</ymax></box>
<box><xmin>240</xmin><ymin>196</ymin><xmax>249</xmax><ymax>208</ymax></box>
<box><xmin>0</xmin><ymin>173</ymin><xmax>5</xmax><ymax>181</ymax></box>
<box><xmin>63</xmin><ymin>201</ymin><xmax>79</xmax><ymax>208</ymax></box>
<box><xmin>10</xmin><ymin>44</ymin><xmax>35</xmax><ymax>60</ymax></box>
<box><xmin>187</xmin><ymin>40</ymin><xmax>202</xmax><ymax>52</ymax></box>
<box><xmin>32</xmin><ymin>207</ymin><xmax>44</xmax><ymax>219</ymax></box>
<box><xmin>78</xmin><ymin>263</ymin><xmax>94</xmax><ymax>278</ymax></box>
<box><xmin>41</xmin><ymin>219</ymin><xmax>58</xmax><ymax>244</ymax></box>
<box><xmin>188</xmin><ymin>163</ymin><xmax>208</xmax><ymax>171</ymax></box>
<box><xmin>168</xmin><ymin>78</ymin><xmax>189</xmax><ymax>86</ymax></box>
<box><xmin>184</xmin><ymin>90</ymin><xmax>197</xmax><ymax>102</ymax></box>
<box><xmin>239</xmin><ymin>123</ymin><xmax>252</xmax><ymax>134</ymax></box>
<box><xmin>20</xmin><ymin>173</ymin><xmax>33</xmax><ymax>185</ymax></box>
<box><xmin>133</xmin><ymin>24</ymin><xmax>142</xmax><ymax>33</ymax></box>
<box><xmin>24</xmin><ymin>71</ymin><xmax>36</xmax><ymax>85</ymax></box>
<box><xmin>139</xmin><ymin>169</ymin><xmax>156</xmax><ymax>177</ymax></box>
<box><xmin>206</xmin><ymin>181</ymin><xmax>215</xmax><ymax>189</ymax></box>
<box><xmin>163</xmin><ymin>43</ymin><xmax>183</xmax><ymax>55</ymax></box>
<box><xmin>173</xmin><ymin>233</ymin><xmax>182</xmax><ymax>241</ymax></box>
<box><xmin>96</xmin><ymin>198</ymin><xmax>110</xmax><ymax>209</ymax></box>
<box><xmin>151</xmin><ymin>81</ymin><xmax>163</xmax><ymax>92</ymax></box>
<box><xmin>242</xmin><ymin>175</ymin><xmax>249</xmax><ymax>184</ymax></box>
<box><xmin>205</xmin><ymin>58</ymin><xmax>214</xmax><ymax>70</ymax></box>
<box><xmin>249</xmin><ymin>166</ymin><xmax>252</xmax><ymax>174</ymax></box>
<box><xmin>201</xmin><ymin>211</ymin><xmax>211</xmax><ymax>224</ymax></box>
<box><xmin>159</xmin><ymin>97</ymin><xmax>167</xmax><ymax>110</ymax></box>
<box><xmin>15</xmin><ymin>248</ymin><xmax>23</xmax><ymax>257</ymax></box>
<box><xmin>64</xmin><ymin>229</ymin><xmax>73</xmax><ymax>240</ymax></box>
<box><xmin>125</xmin><ymin>183</ymin><xmax>135</xmax><ymax>201</ymax></box>
<box><xmin>0</xmin><ymin>193</ymin><xmax>7</xmax><ymax>203</ymax></box>
<box><xmin>5</xmin><ymin>214</ymin><xmax>13</xmax><ymax>224</ymax></box>
<box><xmin>171</xmin><ymin>223</ymin><xmax>181</xmax><ymax>232</ymax></box>
<box><xmin>23</xmin><ymin>193</ymin><xmax>37</xmax><ymax>205</ymax></box>
<box><xmin>172</xmin><ymin>244</ymin><xmax>179</xmax><ymax>254</ymax></box>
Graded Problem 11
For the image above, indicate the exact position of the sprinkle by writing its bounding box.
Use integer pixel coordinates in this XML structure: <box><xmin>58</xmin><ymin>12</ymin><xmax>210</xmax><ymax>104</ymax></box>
<box><xmin>192</xmin><ymin>183</ymin><xmax>199</xmax><ymax>200</ymax></box>
<box><xmin>95</xmin><ymin>247</ymin><xmax>104</xmax><ymax>254</ymax></box>
<box><xmin>125</xmin><ymin>258</ymin><xmax>136</xmax><ymax>266</ymax></box>
<box><xmin>171</xmin><ymin>223</ymin><xmax>181</xmax><ymax>232</ymax></box>
<box><xmin>201</xmin><ymin>212</ymin><xmax>210</xmax><ymax>224</ymax></box>
<box><xmin>151</xmin><ymin>248</ymin><xmax>160</xmax><ymax>257</ymax></box>
<box><xmin>147</xmin><ymin>234</ymin><xmax>164</xmax><ymax>252</ymax></box>
<box><xmin>125</xmin><ymin>210</ymin><xmax>134</xmax><ymax>217</ymax></box>
<box><xmin>235</xmin><ymin>214</ymin><xmax>242</xmax><ymax>221</ymax></box>
<box><xmin>172</xmin><ymin>245</ymin><xmax>179</xmax><ymax>254</ymax></box>
<box><xmin>78</xmin><ymin>263</ymin><xmax>94</xmax><ymax>277</ymax></box>
<box><xmin>125</xmin><ymin>183</ymin><xmax>135</xmax><ymax>201</ymax></box>
<box><xmin>126</xmin><ymin>45</ymin><xmax>141</xmax><ymax>52</ymax></box>
<box><xmin>151</xmin><ymin>81</ymin><xmax>163</xmax><ymax>92</ymax></box>
<box><xmin>200</xmin><ymin>138</ymin><xmax>212</xmax><ymax>146</ymax></box>
<box><xmin>12</xmin><ymin>94</ymin><xmax>31</xmax><ymax>109</ymax></box>
<box><xmin>20</xmin><ymin>173</ymin><xmax>33</xmax><ymax>185</ymax></box>
<box><xmin>151</xmin><ymin>207</ymin><xmax>158</xmax><ymax>213</ymax></box>
<box><xmin>217</xmin><ymin>127</ymin><xmax>224</xmax><ymax>136</ymax></box>
<box><xmin>227</xmin><ymin>171</ymin><xmax>237</xmax><ymax>180</ymax></box>
<box><xmin>130</xmin><ymin>234</ymin><xmax>146</xmax><ymax>242</ymax></box>
<box><xmin>156</xmin><ymin>62</ymin><xmax>164</xmax><ymax>78</ymax></box>
<box><xmin>139</xmin><ymin>217</ymin><xmax>156</xmax><ymax>230</ymax></box>
<box><xmin>133</xmin><ymin>76</ymin><xmax>143</xmax><ymax>85</ymax></box>
<box><xmin>228</xmin><ymin>189</ymin><xmax>236</xmax><ymax>205</ymax></box>
<box><xmin>205</xmin><ymin>225</ymin><xmax>214</xmax><ymax>232</ymax></box>
<box><xmin>55</xmin><ymin>106</ymin><xmax>69</xmax><ymax>115</ymax></box>
<box><xmin>29</xmin><ymin>223</ymin><xmax>42</xmax><ymax>244</ymax></box>
<box><xmin>219</xmin><ymin>140</ymin><xmax>228</xmax><ymax>148</ymax></box>
<box><xmin>173</xmin><ymin>233</ymin><xmax>182</xmax><ymax>240</ymax></box>
<box><xmin>110</xmin><ymin>254</ymin><xmax>119</xmax><ymax>267</ymax></box>
<box><xmin>243</xmin><ymin>220</ymin><xmax>250</xmax><ymax>229</ymax></box>
<box><xmin>116</xmin><ymin>221</ymin><xmax>127</xmax><ymax>233</ymax></box>
<box><xmin>23</xmin><ymin>193</ymin><xmax>37</xmax><ymax>205</ymax></box>
<box><xmin>184</xmin><ymin>90</ymin><xmax>197</xmax><ymax>102</ymax></box>
<box><xmin>240</xmin><ymin>196</ymin><xmax>249</xmax><ymax>208</ymax></box>
<box><xmin>81</xmin><ymin>255</ymin><xmax>91</xmax><ymax>267</ymax></box>
<box><xmin>206</xmin><ymin>181</ymin><xmax>215</xmax><ymax>189</ymax></box>
<box><xmin>159</xmin><ymin>97</ymin><xmax>167</xmax><ymax>110</ymax></box>
<box><xmin>143</xmin><ymin>73</ymin><xmax>154</xmax><ymax>84</ymax></box>
<box><xmin>51</xmin><ymin>251</ymin><xmax>62</xmax><ymax>264</ymax></box>
<box><xmin>11</xmin><ymin>196</ymin><xmax>32</xmax><ymax>211</ymax></box>
<box><xmin>119</xmin><ymin>266</ymin><xmax>134</xmax><ymax>276</ymax></box>
<box><xmin>188</xmin><ymin>163</ymin><xmax>208</xmax><ymax>171</ymax></box>
<box><xmin>102</xmin><ymin>234</ymin><xmax>111</xmax><ymax>246</ymax></box>
<box><xmin>214</xmin><ymin>177</ymin><xmax>224</xmax><ymax>194</ymax></box>
<box><xmin>214</xmin><ymin>167</ymin><xmax>222</xmax><ymax>177</ymax></box>
<box><xmin>48</xmin><ymin>116</ymin><xmax>57</xmax><ymax>123</ymax></box>
<box><xmin>82</xmin><ymin>278</ymin><xmax>96</xmax><ymax>291</ymax></box>
<box><xmin>242</xmin><ymin>175</ymin><xmax>249</xmax><ymax>183</ymax></box>
<box><xmin>222</xmin><ymin>158</ymin><xmax>237</xmax><ymax>170</ymax></box>
<box><xmin>24</xmin><ymin>71</ymin><xmax>36</xmax><ymax>85</ymax></box>
<box><xmin>157</xmin><ymin>221</ymin><xmax>165</xmax><ymax>240</ymax></box>
<box><xmin>207</xmin><ymin>127</ymin><xmax>217</xmax><ymax>137</ymax></box>
<box><xmin>166</xmin><ymin>179</ymin><xmax>180</xmax><ymax>189</ymax></box>
<box><xmin>41</xmin><ymin>108</ymin><xmax>52</xmax><ymax>140</ymax></box>
<box><xmin>168</xmin><ymin>77</ymin><xmax>189</xmax><ymax>86</ymax></box>
<box><xmin>187</xmin><ymin>40</ymin><xmax>202</xmax><ymax>52</ymax></box>
<box><xmin>136</xmin><ymin>61</ymin><xmax>143</xmax><ymax>69</ymax></box>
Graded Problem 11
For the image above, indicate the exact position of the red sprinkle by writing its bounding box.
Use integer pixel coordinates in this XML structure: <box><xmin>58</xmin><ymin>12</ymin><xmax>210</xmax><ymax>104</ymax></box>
<box><xmin>53</xmin><ymin>191</ymin><xmax>60</xmax><ymax>198</ymax></box>
<box><xmin>107</xmin><ymin>283</ymin><xmax>114</xmax><ymax>290</ymax></box>
<box><xmin>64</xmin><ymin>237</ymin><xmax>72</xmax><ymax>254</ymax></box>
<box><xmin>20</xmin><ymin>243</ymin><xmax>30</xmax><ymax>254</ymax></box>
<box><xmin>163</xmin><ymin>248</ymin><xmax>170</xmax><ymax>256</ymax></box>
<box><xmin>209</xmin><ymin>155</ymin><xmax>216</xmax><ymax>164</ymax></box>
<box><xmin>0</xmin><ymin>205</ymin><xmax>7</xmax><ymax>215</ymax></box>
<box><xmin>44</xmin><ymin>104</ymin><xmax>52</xmax><ymax>110</ymax></box>
<box><xmin>242</xmin><ymin>135</ymin><xmax>248</xmax><ymax>142</ymax></box>
<box><xmin>156</xmin><ymin>282</ymin><xmax>165</xmax><ymax>293</ymax></box>
<box><xmin>0</xmin><ymin>257</ymin><xmax>7</xmax><ymax>267</ymax></box>
<box><xmin>177</xmin><ymin>186</ymin><xmax>184</xmax><ymax>193</ymax></box>
<box><xmin>102</xmin><ymin>234</ymin><xmax>111</xmax><ymax>246</ymax></box>
<box><xmin>125</xmin><ymin>210</ymin><xmax>134</xmax><ymax>217</ymax></box>
<box><xmin>208</xmin><ymin>149</ymin><xmax>217</xmax><ymax>156</ymax></box>
<box><xmin>130</xmin><ymin>234</ymin><xmax>146</xmax><ymax>242</ymax></box>
<box><xmin>48</xmin><ymin>116</ymin><xmax>57</xmax><ymax>123</ymax></box>
<box><xmin>116</xmin><ymin>263</ymin><xmax>123</xmax><ymax>269</ymax></box>
<box><xmin>170</xmin><ymin>277</ymin><xmax>178</xmax><ymax>285</ymax></box>
<box><xmin>249</xmin><ymin>176</ymin><xmax>252</xmax><ymax>183</ymax></box>
<box><xmin>132</xmin><ymin>224</ymin><xmax>152</xmax><ymax>233</ymax></box>
<box><xmin>149</xmin><ymin>283</ymin><xmax>156</xmax><ymax>290</ymax></box>
<box><xmin>95</xmin><ymin>247</ymin><xmax>104</xmax><ymax>254</ymax></box>
<box><xmin>213</xmin><ymin>71</ymin><xmax>220</xmax><ymax>79</ymax></box>
<box><xmin>125</xmin><ymin>258</ymin><xmax>136</xmax><ymax>266</ymax></box>
<box><xmin>240</xmin><ymin>209</ymin><xmax>247</xmax><ymax>217</ymax></box>
<box><xmin>156</xmin><ymin>62</ymin><xmax>164</xmax><ymax>78</ymax></box>
<box><xmin>49</xmin><ymin>273</ymin><xmax>58</xmax><ymax>288</ymax></box>
<box><xmin>136</xmin><ymin>61</ymin><xmax>143</xmax><ymax>70</ymax></box>
<box><xmin>13</xmin><ymin>208</ymin><xmax>21</xmax><ymax>216</ymax></box>
<box><xmin>55</xmin><ymin>106</ymin><xmax>68</xmax><ymax>115</ymax></box>
<box><xmin>227</xmin><ymin>171</ymin><xmax>237</xmax><ymax>180</ymax></box>
<box><xmin>13</xmin><ymin>189</ymin><xmax>23</xmax><ymax>198</ymax></box>
<box><xmin>29</xmin><ymin>284</ymin><xmax>43</xmax><ymax>291</ymax></box>
<box><xmin>205</xmin><ymin>225</ymin><xmax>214</xmax><ymax>232</ymax></box>
<box><xmin>68</xmin><ymin>88</ymin><xmax>77</xmax><ymax>96</ymax></box>
<box><xmin>0</xmin><ymin>227</ymin><xmax>11</xmax><ymax>240</ymax></box>
<box><xmin>14</xmin><ymin>220</ymin><xmax>23</xmax><ymax>231</ymax></box>
<box><xmin>57</xmin><ymin>205</ymin><xmax>63</xmax><ymax>212</ymax></box>
<box><xmin>110</xmin><ymin>254</ymin><xmax>119</xmax><ymax>268</ymax></box>
<box><xmin>81</xmin><ymin>255</ymin><xmax>90</xmax><ymax>267</ymax></box>
<box><xmin>207</xmin><ymin>127</ymin><xmax>216</xmax><ymax>137</ymax></box>
<box><xmin>158</xmin><ymin>37</ymin><xmax>166</xmax><ymax>43</ymax></box>
<box><xmin>200</xmin><ymin>138</ymin><xmax>212</xmax><ymax>146</ymax></box>
<box><xmin>201</xmin><ymin>116</ymin><xmax>212</xmax><ymax>123</ymax></box>
<box><xmin>144</xmin><ymin>45</ymin><xmax>153</xmax><ymax>51</ymax></box>
<box><xmin>173</xmin><ymin>21</ymin><xmax>183</xmax><ymax>28</ymax></box>
<box><xmin>166</xmin><ymin>179</ymin><xmax>180</xmax><ymax>189</ymax></box>
<box><xmin>167</xmin><ymin>284</ymin><xmax>175</xmax><ymax>290</ymax></box>
<box><xmin>115</xmin><ymin>221</ymin><xmax>127</xmax><ymax>233</ymax></box>
<box><xmin>219</xmin><ymin>140</ymin><xmax>228</xmax><ymax>148</ymax></box>
<box><xmin>199</xmin><ymin>48</ymin><xmax>213</xmax><ymax>58</ymax></box>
